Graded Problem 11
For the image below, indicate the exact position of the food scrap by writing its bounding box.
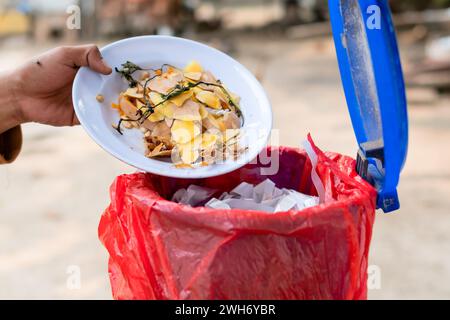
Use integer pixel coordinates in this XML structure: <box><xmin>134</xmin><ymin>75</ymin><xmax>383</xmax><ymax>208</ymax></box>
<box><xmin>172</xmin><ymin>179</ymin><xmax>320</xmax><ymax>212</ymax></box>
<box><xmin>109</xmin><ymin>61</ymin><xmax>245</xmax><ymax>168</ymax></box>
<box><xmin>96</xmin><ymin>94</ymin><xmax>104</xmax><ymax>103</ymax></box>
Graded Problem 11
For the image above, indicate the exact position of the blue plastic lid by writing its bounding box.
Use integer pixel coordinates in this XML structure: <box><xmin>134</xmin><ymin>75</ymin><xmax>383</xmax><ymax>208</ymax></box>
<box><xmin>328</xmin><ymin>0</ymin><xmax>409</xmax><ymax>213</ymax></box>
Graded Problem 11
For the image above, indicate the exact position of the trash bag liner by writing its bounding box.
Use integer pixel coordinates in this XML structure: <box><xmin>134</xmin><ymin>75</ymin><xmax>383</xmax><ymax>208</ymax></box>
<box><xmin>99</xmin><ymin>137</ymin><xmax>377</xmax><ymax>300</ymax></box>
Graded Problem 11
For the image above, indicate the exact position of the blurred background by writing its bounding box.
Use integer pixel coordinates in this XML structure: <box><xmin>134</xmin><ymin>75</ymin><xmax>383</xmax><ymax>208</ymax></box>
<box><xmin>0</xmin><ymin>0</ymin><xmax>449</xmax><ymax>299</ymax></box>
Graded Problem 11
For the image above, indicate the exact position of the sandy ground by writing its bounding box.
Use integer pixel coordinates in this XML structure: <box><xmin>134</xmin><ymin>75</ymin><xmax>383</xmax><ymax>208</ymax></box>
<box><xmin>0</xmin><ymin>33</ymin><xmax>449</xmax><ymax>300</ymax></box>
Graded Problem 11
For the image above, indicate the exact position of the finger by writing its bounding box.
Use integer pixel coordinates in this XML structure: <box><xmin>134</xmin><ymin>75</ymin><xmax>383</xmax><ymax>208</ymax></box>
<box><xmin>64</xmin><ymin>45</ymin><xmax>112</xmax><ymax>75</ymax></box>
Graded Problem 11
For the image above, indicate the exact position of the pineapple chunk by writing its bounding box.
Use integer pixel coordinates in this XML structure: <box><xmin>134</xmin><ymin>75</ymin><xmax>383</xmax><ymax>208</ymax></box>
<box><xmin>136</xmin><ymin>99</ymin><xmax>145</xmax><ymax>110</ymax></box>
<box><xmin>157</xmin><ymin>103</ymin><xmax>176</xmax><ymax>119</ymax></box>
<box><xmin>171</xmin><ymin>90</ymin><xmax>193</xmax><ymax>107</ymax></box>
<box><xmin>199</xmin><ymin>105</ymin><xmax>208</xmax><ymax>119</ymax></box>
<box><xmin>195</xmin><ymin>91</ymin><xmax>221</xmax><ymax>109</ymax></box>
<box><xmin>213</xmin><ymin>87</ymin><xmax>228</xmax><ymax>103</ymax></box>
<box><xmin>201</xmin><ymin>133</ymin><xmax>218</xmax><ymax>149</ymax></box>
<box><xmin>184</xmin><ymin>72</ymin><xmax>202</xmax><ymax>81</ymax></box>
<box><xmin>201</xmin><ymin>115</ymin><xmax>215</xmax><ymax>131</ymax></box>
<box><xmin>171</xmin><ymin>120</ymin><xmax>201</xmax><ymax>144</ymax></box>
<box><xmin>192</xmin><ymin>87</ymin><xmax>203</xmax><ymax>95</ymax></box>
<box><xmin>149</xmin><ymin>92</ymin><xmax>164</xmax><ymax>105</ymax></box>
<box><xmin>181</xmin><ymin>148</ymin><xmax>199</xmax><ymax>164</ymax></box>
<box><xmin>202</xmin><ymin>114</ymin><xmax>224</xmax><ymax>131</ymax></box>
<box><xmin>178</xmin><ymin>138</ymin><xmax>201</xmax><ymax>164</ymax></box>
<box><xmin>184</xmin><ymin>61</ymin><xmax>203</xmax><ymax>73</ymax></box>
<box><xmin>147</xmin><ymin>110</ymin><xmax>165</xmax><ymax>122</ymax></box>
<box><xmin>124</xmin><ymin>87</ymin><xmax>144</xmax><ymax>99</ymax></box>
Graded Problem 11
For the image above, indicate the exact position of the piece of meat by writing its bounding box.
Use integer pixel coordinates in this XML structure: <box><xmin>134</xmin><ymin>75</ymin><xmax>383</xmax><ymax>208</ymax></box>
<box><xmin>148</xmin><ymin>70</ymin><xmax>183</xmax><ymax>94</ymax></box>
<box><xmin>199</xmin><ymin>71</ymin><xmax>219</xmax><ymax>92</ymax></box>
<box><xmin>119</xmin><ymin>95</ymin><xmax>140</xmax><ymax>119</ymax></box>
<box><xmin>173</xmin><ymin>100</ymin><xmax>201</xmax><ymax>121</ymax></box>
<box><xmin>223</xmin><ymin>112</ymin><xmax>241</xmax><ymax>129</ymax></box>
<box><xmin>152</xmin><ymin>121</ymin><xmax>172</xmax><ymax>140</ymax></box>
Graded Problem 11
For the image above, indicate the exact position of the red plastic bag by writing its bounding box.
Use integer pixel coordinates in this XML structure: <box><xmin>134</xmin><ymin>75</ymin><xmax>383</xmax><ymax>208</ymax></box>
<box><xmin>99</xmin><ymin>138</ymin><xmax>377</xmax><ymax>300</ymax></box>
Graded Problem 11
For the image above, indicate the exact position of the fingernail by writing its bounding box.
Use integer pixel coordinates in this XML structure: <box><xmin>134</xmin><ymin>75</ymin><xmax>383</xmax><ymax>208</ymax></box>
<box><xmin>101</xmin><ymin>59</ymin><xmax>113</xmax><ymax>73</ymax></box>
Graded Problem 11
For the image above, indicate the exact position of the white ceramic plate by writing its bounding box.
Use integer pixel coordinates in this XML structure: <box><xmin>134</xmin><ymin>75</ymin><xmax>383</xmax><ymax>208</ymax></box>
<box><xmin>72</xmin><ymin>36</ymin><xmax>272</xmax><ymax>178</ymax></box>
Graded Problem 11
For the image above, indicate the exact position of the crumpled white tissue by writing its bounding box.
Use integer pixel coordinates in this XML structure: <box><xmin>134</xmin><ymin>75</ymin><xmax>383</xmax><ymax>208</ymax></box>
<box><xmin>172</xmin><ymin>179</ymin><xmax>319</xmax><ymax>213</ymax></box>
<box><xmin>172</xmin><ymin>185</ymin><xmax>218</xmax><ymax>207</ymax></box>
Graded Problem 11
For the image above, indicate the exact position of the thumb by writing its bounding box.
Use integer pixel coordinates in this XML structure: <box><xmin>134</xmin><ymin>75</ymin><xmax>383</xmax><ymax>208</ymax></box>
<box><xmin>65</xmin><ymin>44</ymin><xmax>112</xmax><ymax>75</ymax></box>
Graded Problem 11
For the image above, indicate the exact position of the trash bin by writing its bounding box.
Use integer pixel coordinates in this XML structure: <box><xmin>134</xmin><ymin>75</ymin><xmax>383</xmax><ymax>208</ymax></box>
<box><xmin>98</xmin><ymin>0</ymin><xmax>408</xmax><ymax>300</ymax></box>
<box><xmin>99</xmin><ymin>138</ymin><xmax>379</xmax><ymax>300</ymax></box>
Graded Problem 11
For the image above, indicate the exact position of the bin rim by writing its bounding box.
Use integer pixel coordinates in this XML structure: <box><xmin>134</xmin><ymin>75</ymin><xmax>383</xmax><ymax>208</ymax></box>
<box><xmin>140</xmin><ymin>145</ymin><xmax>378</xmax><ymax>223</ymax></box>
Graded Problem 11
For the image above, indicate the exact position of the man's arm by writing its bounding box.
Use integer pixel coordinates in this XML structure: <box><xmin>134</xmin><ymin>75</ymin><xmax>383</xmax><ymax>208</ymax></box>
<box><xmin>0</xmin><ymin>45</ymin><xmax>112</xmax><ymax>164</ymax></box>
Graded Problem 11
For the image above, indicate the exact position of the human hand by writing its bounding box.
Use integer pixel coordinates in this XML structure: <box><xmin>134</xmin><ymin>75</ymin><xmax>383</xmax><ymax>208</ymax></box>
<box><xmin>10</xmin><ymin>45</ymin><xmax>112</xmax><ymax>127</ymax></box>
